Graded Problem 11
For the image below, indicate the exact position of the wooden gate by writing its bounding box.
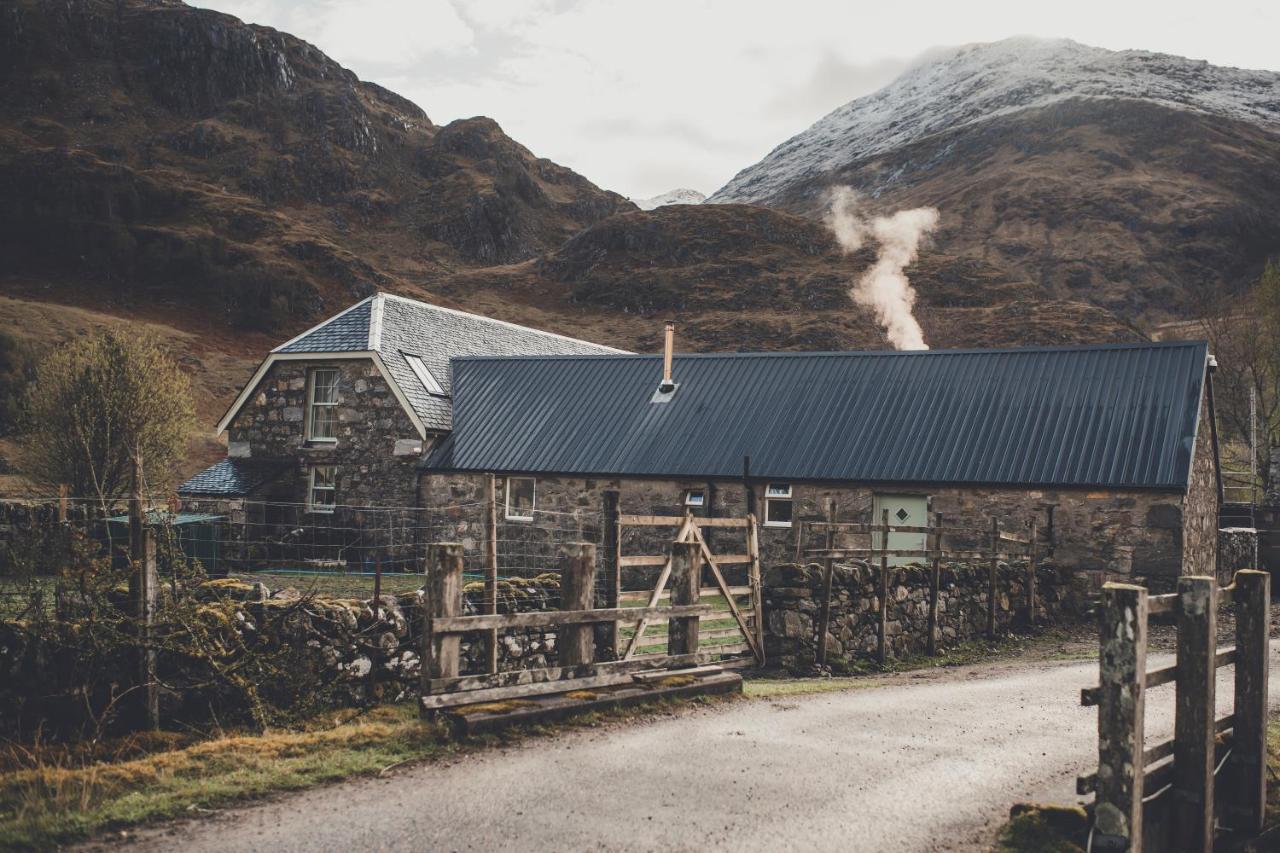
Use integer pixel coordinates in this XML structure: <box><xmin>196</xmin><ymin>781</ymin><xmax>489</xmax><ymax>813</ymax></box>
<box><xmin>613</xmin><ymin>513</ymin><xmax>765</xmax><ymax>665</ymax></box>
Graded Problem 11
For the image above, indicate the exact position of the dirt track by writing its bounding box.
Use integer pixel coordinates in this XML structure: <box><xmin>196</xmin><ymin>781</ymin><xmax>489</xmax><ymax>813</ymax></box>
<box><xmin>90</xmin><ymin>645</ymin><xmax>1280</xmax><ymax>853</ymax></box>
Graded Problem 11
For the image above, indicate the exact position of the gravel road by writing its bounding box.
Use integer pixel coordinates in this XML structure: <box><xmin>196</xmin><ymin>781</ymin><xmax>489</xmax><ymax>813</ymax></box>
<box><xmin>93</xmin><ymin>644</ymin><xmax>1280</xmax><ymax>853</ymax></box>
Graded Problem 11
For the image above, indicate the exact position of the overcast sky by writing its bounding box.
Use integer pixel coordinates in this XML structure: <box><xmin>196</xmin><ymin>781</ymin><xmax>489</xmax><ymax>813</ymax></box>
<box><xmin>197</xmin><ymin>0</ymin><xmax>1280</xmax><ymax>200</ymax></box>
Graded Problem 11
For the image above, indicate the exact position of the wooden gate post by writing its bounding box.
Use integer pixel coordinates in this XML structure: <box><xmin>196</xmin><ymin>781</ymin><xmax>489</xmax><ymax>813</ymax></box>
<box><xmin>484</xmin><ymin>474</ymin><xmax>499</xmax><ymax>674</ymax></box>
<box><xmin>598</xmin><ymin>490</ymin><xmax>621</xmax><ymax>660</ymax></box>
<box><xmin>1025</xmin><ymin>520</ymin><xmax>1038</xmax><ymax>629</ymax></box>
<box><xmin>877</xmin><ymin>508</ymin><xmax>889</xmax><ymax>665</ymax></box>
<box><xmin>1230</xmin><ymin>569</ymin><xmax>1270</xmax><ymax>835</ymax></box>
<box><xmin>420</xmin><ymin>543</ymin><xmax>463</xmax><ymax>705</ymax></box>
<box><xmin>559</xmin><ymin>542</ymin><xmax>597</xmax><ymax>668</ymax></box>
<box><xmin>816</xmin><ymin>501</ymin><xmax>837</xmax><ymax>665</ymax></box>
<box><xmin>987</xmin><ymin>516</ymin><xmax>999</xmax><ymax>639</ymax></box>
<box><xmin>133</xmin><ymin>528</ymin><xmax>159</xmax><ymax>731</ymax></box>
<box><xmin>748</xmin><ymin>513</ymin><xmax>765</xmax><ymax>664</ymax></box>
<box><xmin>668</xmin><ymin>540</ymin><xmax>701</xmax><ymax>657</ymax></box>
<box><xmin>1094</xmin><ymin>582</ymin><xmax>1148</xmax><ymax>852</ymax></box>
<box><xmin>1173</xmin><ymin>575</ymin><xmax>1217</xmax><ymax>853</ymax></box>
<box><xmin>927</xmin><ymin>511</ymin><xmax>942</xmax><ymax>657</ymax></box>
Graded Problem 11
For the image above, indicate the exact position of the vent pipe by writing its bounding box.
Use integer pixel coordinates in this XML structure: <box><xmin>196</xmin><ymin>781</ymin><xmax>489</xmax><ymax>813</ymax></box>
<box><xmin>658</xmin><ymin>322</ymin><xmax>676</xmax><ymax>393</ymax></box>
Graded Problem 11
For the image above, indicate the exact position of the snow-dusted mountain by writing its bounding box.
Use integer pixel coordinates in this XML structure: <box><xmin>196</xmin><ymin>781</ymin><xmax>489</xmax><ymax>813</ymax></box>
<box><xmin>631</xmin><ymin>188</ymin><xmax>706</xmax><ymax>210</ymax></box>
<box><xmin>710</xmin><ymin>37</ymin><xmax>1280</xmax><ymax>205</ymax></box>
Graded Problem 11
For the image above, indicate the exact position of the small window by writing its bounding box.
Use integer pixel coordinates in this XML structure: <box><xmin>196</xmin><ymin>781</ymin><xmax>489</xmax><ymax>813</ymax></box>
<box><xmin>765</xmin><ymin>483</ymin><xmax>793</xmax><ymax>528</ymax></box>
<box><xmin>307</xmin><ymin>368</ymin><xmax>339</xmax><ymax>442</ymax></box>
<box><xmin>404</xmin><ymin>353</ymin><xmax>445</xmax><ymax>396</ymax></box>
<box><xmin>505</xmin><ymin>477</ymin><xmax>535</xmax><ymax>521</ymax></box>
<box><xmin>684</xmin><ymin>489</ymin><xmax>706</xmax><ymax>508</ymax></box>
<box><xmin>308</xmin><ymin>465</ymin><xmax>336</xmax><ymax>513</ymax></box>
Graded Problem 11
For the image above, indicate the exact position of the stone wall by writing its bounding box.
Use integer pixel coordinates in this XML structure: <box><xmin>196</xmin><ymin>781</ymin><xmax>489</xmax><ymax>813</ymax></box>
<box><xmin>1218</xmin><ymin>528</ymin><xmax>1257</xmax><ymax>582</ymax></box>
<box><xmin>420</xmin><ymin>472</ymin><xmax>1196</xmax><ymax>578</ymax></box>
<box><xmin>762</xmin><ymin>559</ymin><xmax>1085</xmax><ymax>671</ymax></box>
<box><xmin>1181</xmin><ymin>389</ymin><xmax>1221</xmax><ymax>577</ymax></box>
<box><xmin>226</xmin><ymin>358</ymin><xmax>428</xmax><ymax>508</ymax></box>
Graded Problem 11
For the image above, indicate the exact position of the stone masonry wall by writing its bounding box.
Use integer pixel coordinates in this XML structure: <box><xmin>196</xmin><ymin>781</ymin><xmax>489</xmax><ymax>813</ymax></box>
<box><xmin>226</xmin><ymin>358</ymin><xmax>427</xmax><ymax>508</ymax></box>
<box><xmin>763</xmin><ymin>559</ymin><xmax>1084</xmax><ymax>671</ymax></box>
<box><xmin>421</xmin><ymin>472</ymin><xmax>1191</xmax><ymax>578</ymax></box>
<box><xmin>1181</xmin><ymin>390</ymin><xmax>1220</xmax><ymax>577</ymax></box>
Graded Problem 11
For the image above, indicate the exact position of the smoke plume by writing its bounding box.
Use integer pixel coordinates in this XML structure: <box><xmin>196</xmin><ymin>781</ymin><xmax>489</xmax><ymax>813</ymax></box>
<box><xmin>824</xmin><ymin>187</ymin><xmax>937</xmax><ymax>351</ymax></box>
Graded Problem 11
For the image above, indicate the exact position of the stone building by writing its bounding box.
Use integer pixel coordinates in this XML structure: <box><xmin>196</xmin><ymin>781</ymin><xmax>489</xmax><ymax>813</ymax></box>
<box><xmin>421</xmin><ymin>339</ymin><xmax>1221</xmax><ymax>580</ymax></box>
<box><xmin>179</xmin><ymin>292</ymin><xmax>622</xmax><ymax>511</ymax></box>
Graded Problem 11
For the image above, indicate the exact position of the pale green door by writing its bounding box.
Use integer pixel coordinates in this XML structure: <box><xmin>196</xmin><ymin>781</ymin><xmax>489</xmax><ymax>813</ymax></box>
<box><xmin>872</xmin><ymin>494</ymin><xmax>930</xmax><ymax>567</ymax></box>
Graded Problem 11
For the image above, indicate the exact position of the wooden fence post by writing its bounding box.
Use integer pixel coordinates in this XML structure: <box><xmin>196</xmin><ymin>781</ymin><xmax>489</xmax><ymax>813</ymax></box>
<box><xmin>1026</xmin><ymin>520</ymin><xmax>1038</xmax><ymax>629</ymax></box>
<box><xmin>1230</xmin><ymin>569</ymin><xmax>1270</xmax><ymax>835</ymax></box>
<box><xmin>1173</xmin><ymin>575</ymin><xmax>1217</xmax><ymax>853</ymax></box>
<box><xmin>928</xmin><ymin>511</ymin><xmax>942</xmax><ymax>657</ymax></box>
<box><xmin>133</xmin><ymin>528</ymin><xmax>159</xmax><ymax>731</ymax></box>
<box><xmin>485</xmin><ymin>474</ymin><xmax>499</xmax><ymax>674</ymax></box>
<box><xmin>668</xmin><ymin>540</ymin><xmax>701</xmax><ymax>657</ymax></box>
<box><xmin>599</xmin><ymin>490</ymin><xmax>621</xmax><ymax>660</ymax></box>
<box><xmin>420</xmin><ymin>543</ymin><xmax>463</xmax><ymax>706</ymax></box>
<box><xmin>1094</xmin><ymin>582</ymin><xmax>1148</xmax><ymax>852</ymax></box>
<box><xmin>816</xmin><ymin>501</ymin><xmax>837</xmax><ymax>666</ymax></box>
<box><xmin>748</xmin><ymin>512</ymin><xmax>765</xmax><ymax>664</ymax></box>
<box><xmin>878</xmin><ymin>508</ymin><xmax>889</xmax><ymax>665</ymax></box>
<box><xmin>987</xmin><ymin>516</ymin><xmax>999</xmax><ymax>639</ymax></box>
<box><xmin>559</xmin><ymin>543</ymin><xmax>597</xmax><ymax>668</ymax></box>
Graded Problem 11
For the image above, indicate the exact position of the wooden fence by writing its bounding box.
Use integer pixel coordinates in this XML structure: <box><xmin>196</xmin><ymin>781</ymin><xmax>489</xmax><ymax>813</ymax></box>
<box><xmin>419</xmin><ymin>539</ymin><xmax>741</xmax><ymax>712</ymax></box>
<box><xmin>1076</xmin><ymin>570</ymin><xmax>1270</xmax><ymax>852</ymax></box>
<box><xmin>801</xmin><ymin>506</ymin><xmax>1040</xmax><ymax>663</ymax></box>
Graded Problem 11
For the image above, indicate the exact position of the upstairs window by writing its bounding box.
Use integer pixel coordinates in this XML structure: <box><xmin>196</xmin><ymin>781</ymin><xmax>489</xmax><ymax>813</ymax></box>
<box><xmin>404</xmin><ymin>353</ymin><xmax>445</xmax><ymax>396</ymax></box>
<box><xmin>506</xmin><ymin>477</ymin><xmax>536</xmax><ymax>522</ymax></box>
<box><xmin>307</xmin><ymin>368</ymin><xmax>339</xmax><ymax>442</ymax></box>
<box><xmin>684</xmin><ymin>489</ymin><xmax>706</xmax><ymax>508</ymax></box>
<box><xmin>764</xmin><ymin>483</ymin><xmax>793</xmax><ymax>528</ymax></box>
<box><xmin>308</xmin><ymin>465</ymin><xmax>337</xmax><ymax>513</ymax></box>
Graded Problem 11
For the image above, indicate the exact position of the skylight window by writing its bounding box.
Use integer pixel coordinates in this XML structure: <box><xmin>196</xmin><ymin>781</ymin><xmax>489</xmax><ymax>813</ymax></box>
<box><xmin>404</xmin><ymin>354</ymin><xmax>445</xmax><ymax>395</ymax></box>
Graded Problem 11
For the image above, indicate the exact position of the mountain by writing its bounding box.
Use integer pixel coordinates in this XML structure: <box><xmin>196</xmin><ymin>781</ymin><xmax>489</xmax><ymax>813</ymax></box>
<box><xmin>709</xmin><ymin>38</ymin><xmax>1280</xmax><ymax>322</ymax></box>
<box><xmin>0</xmin><ymin>0</ymin><xmax>632</xmax><ymax>332</ymax></box>
<box><xmin>631</xmin><ymin>188</ymin><xmax>707</xmax><ymax>210</ymax></box>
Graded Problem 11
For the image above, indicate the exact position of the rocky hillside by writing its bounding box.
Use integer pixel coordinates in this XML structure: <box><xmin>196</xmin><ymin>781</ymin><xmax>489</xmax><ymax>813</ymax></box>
<box><xmin>0</xmin><ymin>0</ymin><xmax>631</xmax><ymax>331</ymax></box>
<box><xmin>710</xmin><ymin>38</ymin><xmax>1280</xmax><ymax>323</ymax></box>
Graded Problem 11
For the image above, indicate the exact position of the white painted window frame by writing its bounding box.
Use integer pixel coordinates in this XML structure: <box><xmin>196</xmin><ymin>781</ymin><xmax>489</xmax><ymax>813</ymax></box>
<box><xmin>404</xmin><ymin>353</ymin><xmax>445</xmax><ymax>396</ymax></box>
<box><xmin>764</xmin><ymin>482</ymin><xmax>793</xmax><ymax>528</ymax></box>
<box><xmin>684</xmin><ymin>489</ymin><xmax>706</xmax><ymax>508</ymax></box>
<box><xmin>308</xmin><ymin>465</ymin><xmax>337</xmax><ymax>514</ymax></box>
<box><xmin>505</xmin><ymin>477</ymin><xmax>536</xmax><ymax>522</ymax></box>
<box><xmin>306</xmin><ymin>367</ymin><xmax>340</xmax><ymax>443</ymax></box>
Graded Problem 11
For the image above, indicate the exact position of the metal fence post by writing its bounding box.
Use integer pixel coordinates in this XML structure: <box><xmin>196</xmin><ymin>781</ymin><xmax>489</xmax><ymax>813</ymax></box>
<box><xmin>559</xmin><ymin>542</ymin><xmax>597</xmax><ymax>668</ymax></box>
<box><xmin>1173</xmin><ymin>575</ymin><xmax>1216</xmax><ymax>853</ymax></box>
<box><xmin>1094</xmin><ymin>582</ymin><xmax>1148</xmax><ymax>852</ymax></box>
<box><xmin>668</xmin><ymin>541</ymin><xmax>701</xmax><ymax>657</ymax></box>
<box><xmin>1229</xmin><ymin>569</ymin><xmax>1270</xmax><ymax>835</ymax></box>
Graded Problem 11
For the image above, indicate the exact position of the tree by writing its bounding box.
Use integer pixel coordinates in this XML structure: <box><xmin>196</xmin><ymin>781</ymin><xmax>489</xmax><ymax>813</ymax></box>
<box><xmin>22</xmin><ymin>328</ymin><xmax>194</xmax><ymax>507</ymax></box>
<box><xmin>1199</xmin><ymin>261</ymin><xmax>1280</xmax><ymax>501</ymax></box>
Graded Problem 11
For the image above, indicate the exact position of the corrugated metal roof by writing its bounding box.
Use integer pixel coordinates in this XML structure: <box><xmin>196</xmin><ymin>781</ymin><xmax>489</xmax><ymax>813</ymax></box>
<box><xmin>177</xmin><ymin>459</ymin><xmax>290</xmax><ymax>496</ymax></box>
<box><xmin>424</xmin><ymin>341</ymin><xmax>1210</xmax><ymax>490</ymax></box>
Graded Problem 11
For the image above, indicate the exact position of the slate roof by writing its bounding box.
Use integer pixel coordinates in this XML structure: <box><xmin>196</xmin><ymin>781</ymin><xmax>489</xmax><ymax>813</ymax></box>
<box><xmin>267</xmin><ymin>293</ymin><xmax>624</xmax><ymax>432</ymax></box>
<box><xmin>423</xmin><ymin>341</ymin><xmax>1212</xmax><ymax>490</ymax></box>
<box><xmin>177</xmin><ymin>459</ymin><xmax>290</xmax><ymax>496</ymax></box>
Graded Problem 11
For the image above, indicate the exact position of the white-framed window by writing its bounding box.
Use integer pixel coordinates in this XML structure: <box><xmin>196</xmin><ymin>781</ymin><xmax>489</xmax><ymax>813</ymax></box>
<box><xmin>308</xmin><ymin>465</ymin><xmax>337</xmax><ymax>513</ymax></box>
<box><xmin>306</xmin><ymin>367</ymin><xmax>340</xmax><ymax>442</ymax></box>
<box><xmin>684</xmin><ymin>489</ymin><xmax>706</xmax><ymax>508</ymax></box>
<box><xmin>404</xmin><ymin>353</ymin><xmax>445</xmax><ymax>396</ymax></box>
<box><xmin>764</xmin><ymin>483</ymin><xmax>793</xmax><ymax>528</ymax></box>
<box><xmin>505</xmin><ymin>477</ymin><xmax>536</xmax><ymax>521</ymax></box>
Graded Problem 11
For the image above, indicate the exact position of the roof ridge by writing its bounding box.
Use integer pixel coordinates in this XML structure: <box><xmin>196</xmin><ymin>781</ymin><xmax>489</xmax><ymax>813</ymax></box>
<box><xmin>376</xmin><ymin>291</ymin><xmax>629</xmax><ymax>354</ymax></box>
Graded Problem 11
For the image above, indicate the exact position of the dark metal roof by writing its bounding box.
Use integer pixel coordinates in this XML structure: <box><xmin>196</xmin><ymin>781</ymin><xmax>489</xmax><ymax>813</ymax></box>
<box><xmin>269</xmin><ymin>293</ymin><xmax>624</xmax><ymax>432</ymax></box>
<box><xmin>178</xmin><ymin>459</ymin><xmax>290</xmax><ymax>496</ymax></box>
<box><xmin>424</xmin><ymin>341</ymin><xmax>1210</xmax><ymax>490</ymax></box>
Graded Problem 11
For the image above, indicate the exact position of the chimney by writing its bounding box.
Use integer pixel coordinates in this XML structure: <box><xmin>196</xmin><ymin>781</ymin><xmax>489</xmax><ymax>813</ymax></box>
<box><xmin>654</xmin><ymin>322</ymin><xmax>677</xmax><ymax>399</ymax></box>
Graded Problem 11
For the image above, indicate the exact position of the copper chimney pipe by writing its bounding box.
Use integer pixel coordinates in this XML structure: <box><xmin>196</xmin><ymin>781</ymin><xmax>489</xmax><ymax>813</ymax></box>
<box><xmin>660</xmin><ymin>322</ymin><xmax>676</xmax><ymax>391</ymax></box>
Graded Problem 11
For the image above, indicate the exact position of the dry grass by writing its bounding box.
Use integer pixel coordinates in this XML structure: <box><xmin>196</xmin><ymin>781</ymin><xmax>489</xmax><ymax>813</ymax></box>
<box><xmin>450</xmin><ymin>700</ymin><xmax>538</xmax><ymax>716</ymax></box>
<box><xmin>0</xmin><ymin>705</ymin><xmax>448</xmax><ymax>850</ymax></box>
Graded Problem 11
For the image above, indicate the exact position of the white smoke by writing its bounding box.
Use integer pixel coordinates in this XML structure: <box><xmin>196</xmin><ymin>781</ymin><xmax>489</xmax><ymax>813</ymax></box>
<box><xmin>823</xmin><ymin>186</ymin><xmax>937</xmax><ymax>351</ymax></box>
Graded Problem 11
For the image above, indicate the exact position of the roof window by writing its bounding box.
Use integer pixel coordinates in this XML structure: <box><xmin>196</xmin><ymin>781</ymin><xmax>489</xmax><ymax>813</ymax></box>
<box><xmin>404</xmin><ymin>353</ymin><xmax>445</xmax><ymax>395</ymax></box>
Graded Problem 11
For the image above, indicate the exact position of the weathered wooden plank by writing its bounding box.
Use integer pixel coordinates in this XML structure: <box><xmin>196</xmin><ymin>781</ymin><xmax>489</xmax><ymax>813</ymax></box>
<box><xmin>618</xmin><ymin>514</ymin><xmax>749</xmax><ymax>528</ymax></box>
<box><xmin>878</xmin><ymin>508</ymin><xmax>889</xmax><ymax>665</ymax></box>
<box><xmin>618</xmin><ymin>585</ymin><xmax>752</xmax><ymax>602</ymax></box>
<box><xmin>1230</xmin><ymin>570</ymin><xmax>1270</xmax><ymax>835</ymax></box>
<box><xmin>433</xmin><ymin>603</ymin><xmax>710</xmax><ymax>633</ymax></box>
<box><xmin>748</xmin><ymin>512</ymin><xmax>765</xmax><ymax>665</ymax></box>
<box><xmin>1148</xmin><ymin>594</ymin><xmax>1178</xmax><ymax>616</ymax></box>
<box><xmin>816</xmin><ymin>501</ymin><xmax>837</xmax><ymax>666</ymax></box>
<box><xmin>1145</xmin><ymin>663</ymin><xmax>1178</xmax><ymax>689</ymax></box>
<box><xmin>631</xmin><ymin>664</ymin><xmax>723</xmax><ymax>683</ymax></box>
<box><xmin>423</xmin><ymin>653</ymin><xmax>711</xmax><ymax>695</ymax></box>
<box><xmin>1215</xmin><ymin>647</ymin><xmax>1238</xmax><ymax>669</ymax></box>
<box><xmin>485</xmin><ymin>474</ymin><xmax>499</xmax><ymax>675</ymax></box>
<box><xmin>1025</xmin><ymin>520</ymin><xmax>1037</xmax><ymax>629</ymax></box>
<box><xmin>559</xmin><ymin>543</ymin><xmax>596</xmax><ymax>667</ymax></box>
<box><xmin>987</xmin><ymin>517</ymin><xmax>999</xmax><ymax>639</ymax></box>
<box><xmin>619</xmin><ymin>555</ymin><xmax>668</xmax><ymax>567</ymax></box>
<box><xmin>668</xmin><ymin>541</ymin><xmax>701</xmax><ymax>656</ymax></box>
<box><xmin>601</xmin><ymin>489</ymin><xmax>621</xmax><ymax>660</ymax></box>
<box><xmin>710</xmin><ymin>554</ymin><xmax>753</xmax><ymax>565</ymax></box>
<box><xmin>803</xmin><ymin>548</ymin><xmax>990</xmax><ymax>560</ymax></box>
<box><xmin>928</xmin><ymin>508</ymin><xmax>941</xmax><ymax>657</ymax></box>
<box><xmin>1094</xmin><ymin>582</ymin><xmax>1148</xmax><ymax>851</ymax></box>
<box><xmin>1173</xmin><ymin>575</ymin><xmax>1216</xmax><ymax>853</ymax></box>
<box><xmin>420</xmin><ymin>543</ymin><xmax>464</xmax><ymax>707</ymax></box>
